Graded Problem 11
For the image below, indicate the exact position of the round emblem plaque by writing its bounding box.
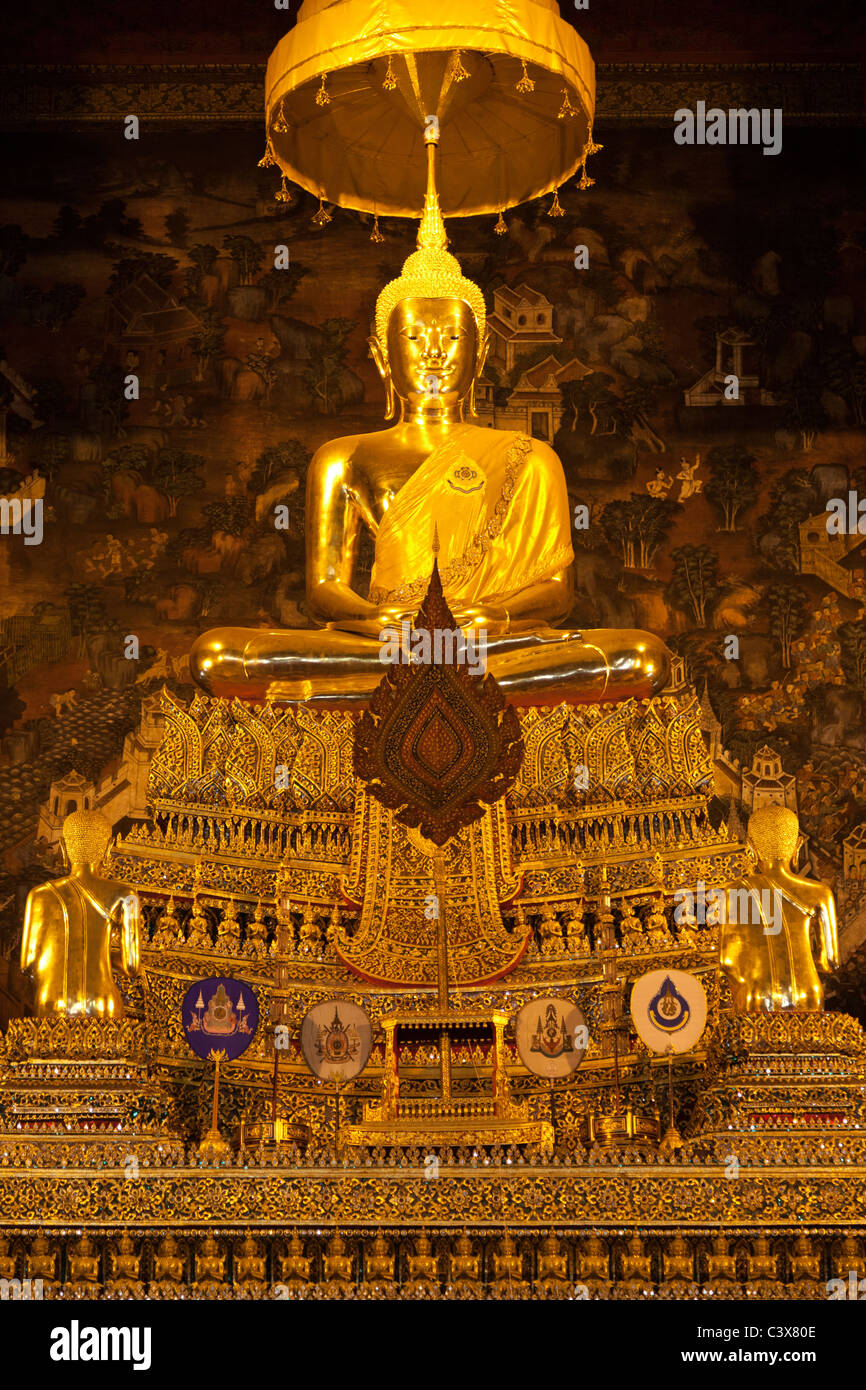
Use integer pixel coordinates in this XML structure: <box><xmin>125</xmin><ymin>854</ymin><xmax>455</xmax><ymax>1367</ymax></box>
<box><xmin>181</xmin><ymin>976</ymin><xmax>259</xmax><ymax>1061</ymax></box>
<box><xmin>630</xmin><ymin>969</ymin><xmax>708</xmax><ymax>1054</ymax></box>
<box><xmin>514</xmin><ymin>996</ymin><xmax>588</xmax><ymax>1079</ymax></box>
<box><xmin>300</xmin><ymin>999</ymin><xmax>373</xmax><ymax>1082</ymax></box>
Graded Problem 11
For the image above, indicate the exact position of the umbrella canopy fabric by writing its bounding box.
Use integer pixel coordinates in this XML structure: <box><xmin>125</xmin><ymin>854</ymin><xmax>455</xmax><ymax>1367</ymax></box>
<box><xmin>265</xmin><ymin>0</ymin><xmax>596</xmax><ymax>218</ymax></box>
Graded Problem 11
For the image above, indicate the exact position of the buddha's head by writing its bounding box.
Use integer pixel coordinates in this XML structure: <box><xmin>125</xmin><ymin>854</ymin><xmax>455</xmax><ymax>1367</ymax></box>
<box><xmin>62</xmin><ymin>809</ymin><xmax>112</xmax><ymax>871</ymax></box>
<box><xmin>747</xmin><ymin>806</ymin><xmax>800</xmax><ymax>869</ymax></box>
<box><xmin>370</xmin><ymin>136</ymin><xmax>487</xmax><ymax>421</ymax></box>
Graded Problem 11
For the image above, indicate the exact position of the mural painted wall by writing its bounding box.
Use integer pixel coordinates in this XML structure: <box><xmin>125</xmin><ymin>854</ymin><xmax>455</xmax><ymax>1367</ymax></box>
<box><xmin>1</xmin><ymin>122</ymin><xmax>866</xmax><ymax>993</ymax></box>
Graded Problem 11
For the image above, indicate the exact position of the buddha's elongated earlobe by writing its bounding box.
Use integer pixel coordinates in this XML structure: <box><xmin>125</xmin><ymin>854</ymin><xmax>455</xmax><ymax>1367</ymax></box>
<box><xmin>368</xmin><ymin>333</ymin><xmax>395</xmax><ymax>420</ymax></box>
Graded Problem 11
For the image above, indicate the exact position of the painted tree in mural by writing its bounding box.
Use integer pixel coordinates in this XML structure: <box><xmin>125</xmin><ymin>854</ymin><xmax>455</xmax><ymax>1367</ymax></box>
<box><xmin>600</xmin><ymin>495</ymin><xmax>678</xmax><ymax>570</ymax></box>
<box><xmin>223</xmin><ymin>235</ymin><xmax>264</xmax><ymax>285</ymax></box>
<box><xmin>767</xmin><ymin>584</ymin><xmax>808</xmax><ymax>668</ymax></box>
<box><xmin>151</xmin><ymin>449</ymin><xmax>206</xmax><ymax>518</ymax></box>
<box><xmin>258</xmin><ymin>261</ymin><xmax>309</xmax><ymax>310</ymax></box>
<box><xmin>107</xmin><ymin>251</ymin><xmax>178</xmax><ymax>294</ymax></box>
<box><xmin>202</xmin><ymin>498</ymin><xmax>255</xmax><ymax>537</ymax></box>
<box><xmin>826</xmin><ymin>346</ymin><xmax>866</xmax><ymax>428</ymax></box>
<box><xmin>185</xmin><ymin>243</ymin><xmax>219</xmax><ymax>299</ymax></box>
<box><xmin>778</xmin><ymin>372</ymin><xmax>826</xmax><ymax>452</ymax></box>
<box><xmin>250</xmin><ymin>439</ymin><xmax>311</xmax><ymax>491</ymax></box>
<box><xmin>704</xmin><ymin>445</ymin><xmax>759</xmax><ymax>532</ymax></box>
<box><xmin>758</xmin><ymin>468</ymin><xmax>818</xmax><ymax>571</ymax></box>
<box><xmin>190</xmin><ymin>309</ymin><xmax>225</xmax><ymax>383</ymax></box>
<box><xmin>301</xmin><ymin>318</ymin><xmax>355</xmax><ymax>415</ymax></box>
<box><xmin>666</xmin><ymin>545</ymin><xmax>723</xmax><ymax>627</ymax></box>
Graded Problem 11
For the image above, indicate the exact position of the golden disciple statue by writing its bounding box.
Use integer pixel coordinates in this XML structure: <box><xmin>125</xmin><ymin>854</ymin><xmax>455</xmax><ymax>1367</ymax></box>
<box><xmin>191</xmin><ymin>135</ymin><xmax>670</xmax><ymax>707</ymax></box>
<box><xmin>719</xmin><ymin>806</ymin><xmax>839</xmax><ymax>1012</ymax></box>
<box><xmin>20</xmin><ymin>810</ymin><xmax>141</xmax><ymax>1017</ymax></box>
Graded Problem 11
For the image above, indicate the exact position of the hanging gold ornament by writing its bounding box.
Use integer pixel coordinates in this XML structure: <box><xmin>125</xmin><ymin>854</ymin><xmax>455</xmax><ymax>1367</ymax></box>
<box><xmin>586</xmin><ymin>130</ymin><xmax>603</xmax><ymax>156</ymax></box>
<box><xmin>494</xmin><ymin>210</ymin><xmax>507</xmax><ymax>236</ymax></box>
<box><xmin>515</xmin><ymin>59</ymin><xmax>535</xmax><ymax>94</ymax></box>
<box><xmin>370</xmin><ymin>215</ymin><xmax>385</xmax><ymax>243</ymax></box>
<box><xmin>315</xmin><ymin>74</ymin><xmax>330</xmax><ymax>107</ymax></box>
<box><xmin>449</xmin><ymin>49</ymin><xmax>470</xmax><ymax>82</ymax></box>
<box><xmin>265</xmin><ymin>0</ymin><xmax>598</xmax><ymax>217</ymax></box>
<box><xmin>274</xmin><ymin>174</ymin><xmax>292</xmax><ymax>204</ymax></box>
<box><xmin>578</xmin><ymin>168</ymin><xmax>595</xmax><ymax>190</ymax></box>
<box><xmin>311</xmin><ymin>195</ymin><xmax>333</xmax><ymax>228</ymax></box>
<box><xmin>258</xmin><ymin>143</ymin><xmax>276</xmax><ymax>169</ymax></box>
<box><xmin>558</xmin><ymin>88</ymin><xmax>578</xmax><ymax>119</ymax></box>
<box><xmin>272</xmin><ymin>103</ymin><xmax>290</xmax><ymax>134</ymax></box>
<box><xmin>548</xmin><ymin>188</ymin><xmax>564</xmax><ymax>217</ymax></box>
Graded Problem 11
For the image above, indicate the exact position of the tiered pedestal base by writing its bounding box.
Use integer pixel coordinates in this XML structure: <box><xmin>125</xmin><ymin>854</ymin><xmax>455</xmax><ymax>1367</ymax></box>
<box><xmin>691</xmin><ymin>1011</ymin><xmax>866</xmax><ymax>1148</ymax></box>
<box><xmin>0</xmin><ymin>1018</ymin><xmax>182</xmax><ymax>1162</ymax></box>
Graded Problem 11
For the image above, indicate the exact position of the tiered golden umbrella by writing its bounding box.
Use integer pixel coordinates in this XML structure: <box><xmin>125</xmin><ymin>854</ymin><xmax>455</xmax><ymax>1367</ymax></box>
<box><xmin>263</xmin><ymin>0</ymin><xmax>598</xmax><ymax>219</ymax></box>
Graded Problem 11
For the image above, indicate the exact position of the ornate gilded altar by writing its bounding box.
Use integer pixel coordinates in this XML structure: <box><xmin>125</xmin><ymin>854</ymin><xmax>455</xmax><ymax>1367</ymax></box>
<box><xmin>2</xmin><ymin>671</ymin><xmax>863</xmax><ymax>1298</ymax></box>
<box><xmin>2</xmin><ymin>0</ymin><xmax>866</xmax><ymax>1302</ymax></box>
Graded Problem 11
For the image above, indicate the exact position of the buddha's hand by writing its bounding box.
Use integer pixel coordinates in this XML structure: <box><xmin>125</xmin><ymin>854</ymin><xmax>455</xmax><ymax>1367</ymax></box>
<box><xmin>451</xmin><ymin>604</ymin><xmax>509</xmax><ymax>633</ymax></box>
<box><xmin>333</xmin><ymin>607</ymin><xmax>418</xmax><ymax>640</ymax></box>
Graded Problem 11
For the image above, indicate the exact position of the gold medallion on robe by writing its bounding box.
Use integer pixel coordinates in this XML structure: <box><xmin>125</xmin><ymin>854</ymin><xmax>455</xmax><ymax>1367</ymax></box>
<box><xmin>446</xmin><ymin>456</ymin><xmax>485</xmax><ymax>495</ymax></box>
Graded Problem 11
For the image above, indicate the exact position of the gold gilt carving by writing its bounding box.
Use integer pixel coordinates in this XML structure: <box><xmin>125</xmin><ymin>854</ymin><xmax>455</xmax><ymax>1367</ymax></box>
<box><xmin>353</xmin><ymin>559</ymin><xmax>524</xmax><ymax>846</ymax></box>
<box><xmin>149</xmin><ymin>691</ymin><xmax>302</xmax><ymax>812</ymax></box>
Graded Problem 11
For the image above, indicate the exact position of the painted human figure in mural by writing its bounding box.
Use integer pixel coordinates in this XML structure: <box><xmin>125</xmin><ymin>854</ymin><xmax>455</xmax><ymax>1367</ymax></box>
<box><xmin>676</xmin><ymin>454</ymin><xmax>703</xmax><ymax>501</ymax></box>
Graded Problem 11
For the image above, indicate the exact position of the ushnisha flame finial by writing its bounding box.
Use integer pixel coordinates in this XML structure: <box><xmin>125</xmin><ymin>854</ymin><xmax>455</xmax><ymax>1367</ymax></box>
<box><xmin>374</xmin><ymin>129</ymin><xmax>486</xmax><ymax>346</ymax></box>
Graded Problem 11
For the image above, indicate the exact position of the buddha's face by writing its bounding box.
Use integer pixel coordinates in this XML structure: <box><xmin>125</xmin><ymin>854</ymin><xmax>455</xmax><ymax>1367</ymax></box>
<box><xmin>382</xmin><ymin>297</ymin><xmax>481</xmax><ymax>411</ymax></box>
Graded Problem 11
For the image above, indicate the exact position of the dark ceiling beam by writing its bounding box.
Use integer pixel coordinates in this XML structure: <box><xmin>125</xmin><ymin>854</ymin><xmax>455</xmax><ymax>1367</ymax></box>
<box><xmin>0</xmin><ymin>62</ymin><xmax>862</xmax><ymax>129</ymax></box>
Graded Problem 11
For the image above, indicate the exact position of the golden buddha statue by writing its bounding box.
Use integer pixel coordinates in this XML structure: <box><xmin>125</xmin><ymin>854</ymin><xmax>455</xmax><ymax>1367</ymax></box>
<box><xmin>538</xmin><ymin>904</ymin><xmax>563</xmax><ymax>949</ymax></box>
<box><xmin>109</xmin><ymin>1233</ymin><xmax>142</xmax><ymax>1285</ymax></box>
<box><xmin>673</xmin><ymin>892</ymin><xmax>700</xmax><ymax>948</ymax></box>
<box><xmin>833</xmin><ymin>1234</ymin><xmax>863</xmax><ymax>1280</ymax></box>
<box><xmin>323</xmin><ymin>1231</ymin><xmax>353</xmax><ymax>1283</ymax></box>
<box><xmin>20</xmin><ymin>810</ymin><xmax>141</xmax><ymax>1018</ymax></box>
<box><xmin>720</xmin><ymin>807</ymin><xmax>839</xmax><ymax>1012</ymax></box>
<box><xmin>576</xmin><ymin>1233</ymin><xmax>610</xmax><ymax>1282</ymax></box>
<box><xmin>27</xmin><ymin>1230</ymin><xmax>57</xmax><ymax>1283</ymax></box>
<box><xmin>324</xmin><ymin>904</ymin><xmax>341</xmax><ymax>947</ymax></box>
<box><xmin>790</xmin><ymin>1232</ymin><xmax>821</xmax><ymax>1282</ymax></box>
<box><xmin>491</xmin><ymin>1231</ymin><xmax>524</xmax><ymax>1284</ymax></box>
<box><xmin>706</xmin><ymin>1235</ymin><xmax>738</xmax><ymax>1284</ymax></box>
<box><xmin>68</xmin><ymin>1233</ymin><xmax>100</xmax><ymax>1284</ymax></box>
<box><xmin>0</xmin><ymin>1238</ymin><xmax>16</xmax><ymax>1284</ymax></box>
<box><xmin>298</xmin><ymin>906</ymin><xmax>321</xmax><ymax>948</ymax></box>
<box><xmin>195</xmin><ymin>1234</ymin><xmax>226</xmax><ymax>1285</ymax></box>
<box><xmin>747</xmin><ymin>1234</ymin><xmax>778</xmax><ymax>1282</ymax></box>
<box><xmin>644</xmin><ymin>890</ymin><xmax>674</xmax><ymax>952</ymax></box>
<box><xmin>621</xmin><ymin>1233</ymin><xmax>652</xmax><ymax>1283</ymax></box>
<box><xmin>449</xmin><ymin>1231</ymin><xmax>480</xmax><ymax>1286</ymax></box>
<box><xmin>278</xmin><ymin>1232</ymin><xmax>311</xmax><ymax>1286</ymax></box>
<box><xmin>365</xmin><ymin>1231</ymin><xmax>395</xmax><ymax>1284</ymax></box>
<box><xmin>618</xmin><ymin>899</ymin><xmax>643</xmax><ymax>953</ymax></box>
<box><xmin>184</xmin><ymin>897</ymin><xmax>213</xmax><ymax>952</ymax></box>
<box><xmin>244</xmin><ymin>900</ymin><xmax>270</xmax><ymax>959</ymax></box>
<box><xmin>190</xmin><ymin>136</ymin><xmax>669</xmax><ymax>709</ymax></box>
<box><xmin>564</xmin><ymin>901</ymin><xmax>591</xmax><ymax>955</ymax></box>
<box><xmin>151</xmin><ymin>895</ymin><xmax>182</xmax><ymax>949</ymax></box>
<box><xmin>662</xmin><ymin>1233</ymin><xmax>694</xmax><ymax>1283</ymax></box>
<box><xmin>215</xmin><ymin>898</ymin><xmax>241</xmax><ymax>953</ymax></box>
<box><xmin>537</xmin><ymin>1231</ymin><xmax>569</xmax><ymax>1286</ymax></box>
<box><xmin>153</xmin><ymin>1234</ymin><xmax>185</xmax><ymax>1284</ymax></box>
<box><xmin>235</xmin><ymin>1233</ymin><xmax>267</xmax><ymax>1285</ymax></box>
<box><xmin>405</xmin><ymin>1232</ymin><xmax>439</xmax><ymax>1287</ymax></box>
